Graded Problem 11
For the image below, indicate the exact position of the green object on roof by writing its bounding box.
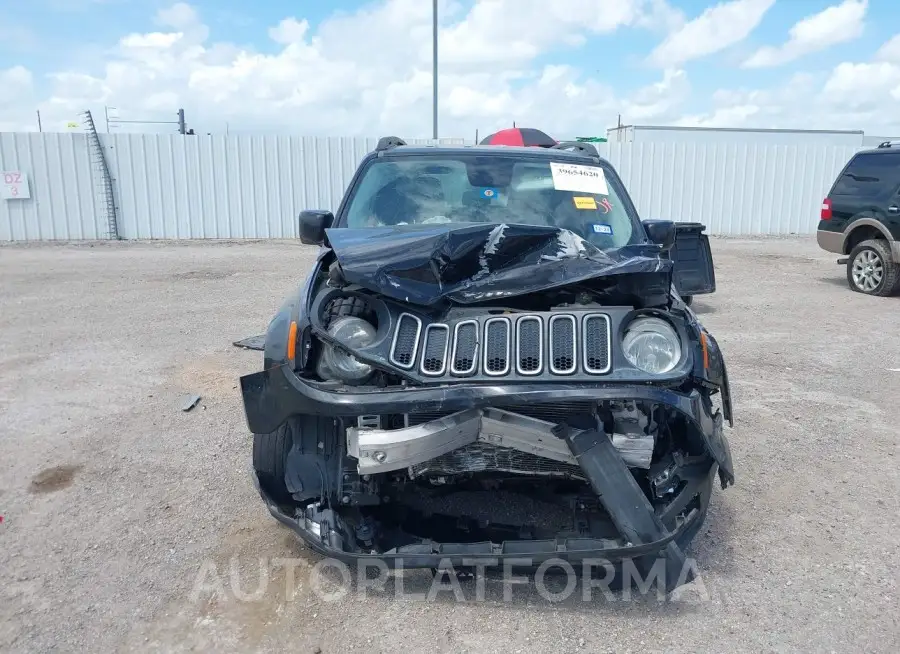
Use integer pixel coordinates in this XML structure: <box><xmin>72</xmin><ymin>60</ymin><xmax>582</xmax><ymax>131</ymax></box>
<box><xmin>575</xmin><ymin>136</ymin><xmax>608</xmax><ymax>143</ymax></box>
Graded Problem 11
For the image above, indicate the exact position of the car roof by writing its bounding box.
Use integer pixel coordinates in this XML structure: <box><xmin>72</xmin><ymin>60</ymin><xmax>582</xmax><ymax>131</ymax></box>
<box><xmin>378</xmin><ymin>143</ymin><xmax>610</xmax><ymax>165</ymax></box>
<box><xmin>850</xmin><ymin>146</ymin><xmax>900</xmax><ymax>157</ymax></box>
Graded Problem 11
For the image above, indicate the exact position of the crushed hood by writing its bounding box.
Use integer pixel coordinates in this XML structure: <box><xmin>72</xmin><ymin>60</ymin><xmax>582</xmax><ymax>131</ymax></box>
<box><xmin>324</xmin><ymin>223</ymin><xmax>672</xmax><ymax>306</ymax></box>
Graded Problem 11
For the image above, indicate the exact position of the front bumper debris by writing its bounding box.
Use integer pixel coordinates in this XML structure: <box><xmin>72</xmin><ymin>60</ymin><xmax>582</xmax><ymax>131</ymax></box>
<box><xmin>253</xmin><ymin>461</ymin><xmax>715</xmax><ymax>573</ymax></box>
<box><xmin>245</xmin><ymin>365</ymin><xmax>730</xmax><ymax>591</ymax></box>
<box><xmin>241</xmin><ymin>363</ymin><xmax>734</xmax><ymax>487</ymax></box>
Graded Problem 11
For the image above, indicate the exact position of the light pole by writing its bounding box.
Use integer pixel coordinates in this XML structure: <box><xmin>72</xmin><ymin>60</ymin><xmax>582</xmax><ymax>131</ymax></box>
<box><xmin>432</xmin><ymin>0</ymin><xmax>438</xmax><ymax>140</ymax></box>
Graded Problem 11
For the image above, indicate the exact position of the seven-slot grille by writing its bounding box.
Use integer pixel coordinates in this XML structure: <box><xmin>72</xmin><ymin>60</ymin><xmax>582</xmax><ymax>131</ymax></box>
<box><xmin>392</xmin><ymin>313</ymin><xmax>612</xmax><ymax>377</ymax></box>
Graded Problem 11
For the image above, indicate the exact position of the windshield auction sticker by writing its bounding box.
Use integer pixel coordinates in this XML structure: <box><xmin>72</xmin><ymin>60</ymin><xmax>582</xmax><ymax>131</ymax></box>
<box><xmin>550</xmin><ymin>162</ymin><xmax>609</xmax><ymax>195</ymax></box>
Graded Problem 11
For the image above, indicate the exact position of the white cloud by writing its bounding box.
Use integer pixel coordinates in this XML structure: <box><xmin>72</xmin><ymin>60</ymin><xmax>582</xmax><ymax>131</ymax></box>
<box><xmin>438</xmin><ymin>0</ymin><xmax>646</xmax><ymax>67</ymax></box>
<box><xmin>874</xmin><ymin>34</ymin><xmax>900</xmax><ymax>63</ymax></box>
<box><xmin>822</xmin><ymin>61</ymin><xmax>900</xmax><ymax>106</ymax></box>
<box><xmin>648</xmin><ymin>0</ymin><xmax>775</xmax><ymax>67</ymax></box>
<box><xmin>268</xmin><ymin>18</ymin><xmax>310</xmax><ymax>46</ymax></box>
<box><xmin>635</xmin><ymin>0</ymin><xmax>687</xmax><ymax>33</ymax></box>
<box><xmin>7</xmin><ymin>0</ymin><xmax>690</xmax><ymax>136</ymax></box>
<box><xmin>673</xmin><ymin>75</ymin><xmax>815</xmax><ymax>128</ymax></box>
<box><xmin>0</xmin><ymin>67</ymin><xmax>37</xmax><ymax>132</ymax></box>
<box><xmin>621</xmin><ymin>69</ymin><xmax>690</xmax><ymax>122</ymax></box>
<box><xmin>4</xmin><ymin>1</ymin><xmax>900</xmax><ymax>138</ymax></box>
<box><xmin>678</xmin><ymin>35</ymin><xmax>900</xmax><ymax>135</ymax></box>
<box><xmin>742</xmin><ymin>0</ymin><xmax>867</xmax><ymax>68</ymax></box>
<box><xmin>156</xmin><ymin>2</ymin><xmax>200</xmax><ymax>30</ymax></box>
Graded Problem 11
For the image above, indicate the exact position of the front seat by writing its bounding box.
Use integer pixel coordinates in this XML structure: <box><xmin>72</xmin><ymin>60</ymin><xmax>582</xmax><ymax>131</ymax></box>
<box><xmin>371</xmin><ymin>179</ymin><xmax>419</xmax><ymax>225</ymax></box>
<box><xmin>412</xmin><ymin>175</ymin><xmax>444</xmax><ymax>203</ymax></box>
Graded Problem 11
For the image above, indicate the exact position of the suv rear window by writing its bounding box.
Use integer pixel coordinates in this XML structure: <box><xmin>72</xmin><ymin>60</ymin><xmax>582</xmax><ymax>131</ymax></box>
<box><xmin>831</xmin><ymin>151</ymin><xmax>900</xmax><ymax>197</ymax></box>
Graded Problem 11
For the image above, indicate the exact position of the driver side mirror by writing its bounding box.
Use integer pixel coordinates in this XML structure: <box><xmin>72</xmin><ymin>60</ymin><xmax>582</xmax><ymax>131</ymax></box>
<box><xmin>642</xmin><ymin>219</ymin><xmax>676</xmax><ymax>252</ymax></box>
<box><xmin>299</xmin><ymin>210</ymin><xmax>334</xmax><ymax>245</ymax></box>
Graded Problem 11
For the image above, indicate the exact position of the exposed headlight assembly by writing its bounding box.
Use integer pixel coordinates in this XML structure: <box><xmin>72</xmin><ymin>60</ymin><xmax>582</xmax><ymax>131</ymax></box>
<box><xmin>622</xmin><ymin>316</ymin><xmax>682</xmax><ymax>374</ymax></box>
<box><xmin>316</xmin><ymin>317</ymin><xmax>376</xmax><ymax>383</ymax></box>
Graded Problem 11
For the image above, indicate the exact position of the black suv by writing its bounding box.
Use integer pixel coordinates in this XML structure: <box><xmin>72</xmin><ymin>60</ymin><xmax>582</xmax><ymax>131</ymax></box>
<box><xmin>817</xmin><ymin>142</ymin><xmax>900</xmax><ymax>296</ymax></box>
<box><xmin>240</xmin><ymin>138</ymin><xmax>731</xmax><ymax>591</ymax></box>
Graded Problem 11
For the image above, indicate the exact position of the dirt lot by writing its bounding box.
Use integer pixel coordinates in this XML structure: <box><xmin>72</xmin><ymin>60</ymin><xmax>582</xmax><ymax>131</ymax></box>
<box><xmin>0</xmin><ymin>237</ymin><xmax>898</xmax><ymax>653</ymax></box>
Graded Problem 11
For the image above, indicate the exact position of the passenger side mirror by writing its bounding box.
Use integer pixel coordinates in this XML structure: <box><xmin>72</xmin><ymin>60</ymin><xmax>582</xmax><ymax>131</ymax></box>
<box><xmin>298</xmin><ymin>210</ymin><xmax>334</xmax><ymax>245</ymax></box>
<box><xmin>642</xmin><ymin>219</ymin><xmax>676</xmax><ymax>252</ymax></box>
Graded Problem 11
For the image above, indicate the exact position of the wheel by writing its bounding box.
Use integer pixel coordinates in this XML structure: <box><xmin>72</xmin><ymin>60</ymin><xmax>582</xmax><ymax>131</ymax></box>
<box><xmin>253</xmin><ymin>421</ymin><xmax>295</xmax><ymax>504</ymax></box>
<box><xmin>682</xmin><ymin>295</ymin><xmax>694</xmax><ymax>306</ymax></box>
<box><xmin>324</xmin><ymin>296</ymin><xmax>373</xmax><ymax>326</ymax></box>
<box><xmin>846</xmin><ymin>239</ymin><xmax>900</xmax><ymax>296</ymax></box>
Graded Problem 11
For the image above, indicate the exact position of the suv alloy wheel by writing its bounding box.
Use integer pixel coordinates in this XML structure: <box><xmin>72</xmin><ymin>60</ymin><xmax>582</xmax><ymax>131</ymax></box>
<box><xmin>846</xmin><ymin>239</ymin><xmax>900</xmax><ymax>296</ymax></box>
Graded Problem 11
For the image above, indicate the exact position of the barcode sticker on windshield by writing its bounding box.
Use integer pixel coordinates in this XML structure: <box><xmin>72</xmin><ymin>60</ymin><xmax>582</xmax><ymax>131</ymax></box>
<box><xmin>550</xmin><ymin>162</ymin><xmax>609</xmax><ymax>195</ymax></box>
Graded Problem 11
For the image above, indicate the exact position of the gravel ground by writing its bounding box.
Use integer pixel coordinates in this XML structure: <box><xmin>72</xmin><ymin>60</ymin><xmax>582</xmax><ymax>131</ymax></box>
<box><xmin>0</xmin><ymin>237</ymin><xmax>898</xmax><ymax>653</ymax></box>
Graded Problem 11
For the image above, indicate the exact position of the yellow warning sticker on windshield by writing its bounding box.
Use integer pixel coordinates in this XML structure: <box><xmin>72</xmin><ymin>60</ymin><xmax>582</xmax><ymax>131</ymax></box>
<box><xmin>573</xmin><ymin>196</ymin><xmax>597</xmax><ymax>210</ymax></box>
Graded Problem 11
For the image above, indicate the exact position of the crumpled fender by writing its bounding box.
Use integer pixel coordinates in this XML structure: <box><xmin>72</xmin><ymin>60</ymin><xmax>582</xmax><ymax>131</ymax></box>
<box><xmin>702</xmin><ymin>329</ymin><xmax>734</xmax><ymax>428</ymax></box>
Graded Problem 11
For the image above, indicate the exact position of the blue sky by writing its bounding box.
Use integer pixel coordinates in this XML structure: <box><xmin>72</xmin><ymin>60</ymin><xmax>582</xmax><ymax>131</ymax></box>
<box><xmin>1</xmin><ymin>1</ymin><xmax>898</xmax><ymax>135</ymax></box>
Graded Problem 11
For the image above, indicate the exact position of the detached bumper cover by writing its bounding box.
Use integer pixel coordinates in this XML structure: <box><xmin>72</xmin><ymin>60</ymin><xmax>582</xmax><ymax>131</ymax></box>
<box><xmin>240</xmin><ymin>364</ymin><xmax>734</xmax><ymax>486</ymax></box>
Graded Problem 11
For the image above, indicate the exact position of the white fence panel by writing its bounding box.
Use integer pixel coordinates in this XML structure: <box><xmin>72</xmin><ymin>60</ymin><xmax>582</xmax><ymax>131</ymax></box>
<box><xmin>0</xmin><ymin>133</ymin><xmax>104</xmax><ymax>240</ymax></box>
<box><xmin>0</xmin><ymin>132</ymin><xmax>862</xmax><ymax>241</ymax></box>
<box><xmin>105</xmin><ymin>135</ymin><xmax>466</xmax><ymax>239</ymax></box>
<box><xmin>599</xmin><ymin>141</ymin><xmax>860</xmax><ymax>236</ymax></box>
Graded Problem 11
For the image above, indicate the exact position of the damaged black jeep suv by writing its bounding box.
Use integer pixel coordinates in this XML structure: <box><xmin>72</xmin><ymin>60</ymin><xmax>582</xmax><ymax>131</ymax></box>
<box><xmin>240</xmin><ymin>137</ymin><xmax>733</xmax><ymax>590</ymax></box>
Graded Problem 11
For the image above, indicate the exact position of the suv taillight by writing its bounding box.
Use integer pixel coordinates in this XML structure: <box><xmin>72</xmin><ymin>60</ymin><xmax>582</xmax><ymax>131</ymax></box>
<box><xmin>821</xmin><ymin>198</ymin><xmax>832</xmax><ymax>220</ymax></box>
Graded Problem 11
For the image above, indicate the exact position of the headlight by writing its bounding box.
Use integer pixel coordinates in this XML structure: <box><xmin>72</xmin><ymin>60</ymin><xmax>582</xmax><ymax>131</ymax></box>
<box><xmin>316</xmin><ymin>317</ymin><xmax>376</xmax><ymax>383</ymax></box>
<box><xmin>622</xmin><ymin>317</ymin><xmax>682</xmax><ymax>374</ymax></box>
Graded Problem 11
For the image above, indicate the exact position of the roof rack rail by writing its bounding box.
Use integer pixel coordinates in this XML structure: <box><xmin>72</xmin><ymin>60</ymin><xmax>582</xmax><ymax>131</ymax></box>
<box><xmin>376</xmin><ymin>136</ymin><xmax>407</xmax><ymax>152</ymax></box>
<box><xmin>551</xmin><ymin>141</ymin><xmax>599</xmax><ymax>156</ymax></box>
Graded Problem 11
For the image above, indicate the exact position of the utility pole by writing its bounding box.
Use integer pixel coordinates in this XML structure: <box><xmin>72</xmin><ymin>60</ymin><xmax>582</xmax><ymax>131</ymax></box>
<box><xmin>36</xmin><ymin>110</ymin><xmax>42</xmax><ymax>133</ymax></box>
<box><xmin>432</xmin><ymin>0</ymin><xmax>438</xmax><ymax>140</ymax></box>
<box><xmin>105</xmin><ymin>106</ymin><xmax>111</xmax><ymax>133</ymax></box>
<box><xmin>177</xmin><ymin>108</ymin><xmax>186</xmax><ymax>135</ymax></box>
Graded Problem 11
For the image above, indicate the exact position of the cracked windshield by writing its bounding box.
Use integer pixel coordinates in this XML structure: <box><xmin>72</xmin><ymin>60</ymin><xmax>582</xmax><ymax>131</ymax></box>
<box><xmin>344</xmin><ymin>155</ymin><xmax>638</xmax><ymax>248</ymax></box>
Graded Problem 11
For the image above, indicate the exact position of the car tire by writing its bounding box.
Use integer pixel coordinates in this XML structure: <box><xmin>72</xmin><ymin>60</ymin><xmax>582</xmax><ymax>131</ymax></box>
<box><xmin>324</xmin><ymin>296</ymin><xmax>373</xmax><ymax>326</ymax></box>
<box><xmin>682</xmin><ymin>295</ymin><xmax>694</xmax><ymax>306</ymax></box>
<box><xmin>253</xmin><ymin>421</ymin><xmax>295</xmax><ymax>505</ymax></box>
<box><xmin>846</xmin><ymin>239</ymin><xmax>900</xmax><ymax>297</ymax></box>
